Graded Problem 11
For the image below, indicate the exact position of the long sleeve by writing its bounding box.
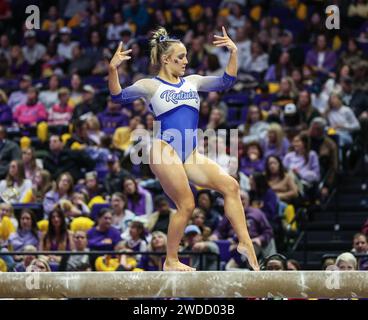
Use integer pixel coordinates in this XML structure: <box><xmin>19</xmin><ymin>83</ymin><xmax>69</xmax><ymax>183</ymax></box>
<box><xmin>110</xmin><ymin>79</ymin><xmax>150</xmax><ymax>105</ymax></box>
<box><xmin>185</xmin><ymin>72</ymin><xmax>236</xmax><ymax>92</ymax></box>
<box><xmin>301</xmin><ymin>151</ymin><xmax>320</xmax><ymax>183</ymax></box>
<box><xmin>343</xmin><ymin>107</ymin><xmax>360</xmax><ymax>131</ymax></box>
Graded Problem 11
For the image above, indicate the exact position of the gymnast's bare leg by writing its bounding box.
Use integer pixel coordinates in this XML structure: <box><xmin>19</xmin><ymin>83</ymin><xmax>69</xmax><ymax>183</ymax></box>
<box><xmin>184</xmin><ymin>151</ymin><xmax>260</xmax><ymax>271</ymax></box>
<box><xmin>150</xmin><ymin>139</ymin><xmax>196</xmax><ymax>271</ymax></box>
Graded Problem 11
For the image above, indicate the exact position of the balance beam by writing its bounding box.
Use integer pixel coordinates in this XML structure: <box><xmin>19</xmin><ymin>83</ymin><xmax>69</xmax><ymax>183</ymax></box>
<box><xmin>0</xmin><ymin>271</ymin><xmax>367</xmax><ymax>299</ymax></box>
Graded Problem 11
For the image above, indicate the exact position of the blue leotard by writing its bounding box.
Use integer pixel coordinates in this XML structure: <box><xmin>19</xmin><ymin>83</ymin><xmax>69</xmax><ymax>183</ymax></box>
<box><xmin>111</xmin><ymin>72</ymin><xmax>236</xmax><ymax>162</ymax></box>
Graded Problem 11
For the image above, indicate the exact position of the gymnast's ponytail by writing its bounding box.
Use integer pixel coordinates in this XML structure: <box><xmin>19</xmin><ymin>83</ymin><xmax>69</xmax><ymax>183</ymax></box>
<box><xmin>150</xmin><ymin>27</ymin><xmax>180</xmax><ymax>66</ymax></box>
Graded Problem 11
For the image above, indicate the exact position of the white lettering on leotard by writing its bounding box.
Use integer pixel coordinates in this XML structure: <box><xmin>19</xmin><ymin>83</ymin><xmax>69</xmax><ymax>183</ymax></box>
<box><xmin>160</xmin><ymin>89</ymin><xmax>199</xmax><ymax>104</ymax></box>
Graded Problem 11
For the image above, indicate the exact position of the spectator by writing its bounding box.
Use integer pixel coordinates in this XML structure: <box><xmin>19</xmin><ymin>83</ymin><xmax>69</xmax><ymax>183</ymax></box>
<box><xmin>269</xmin><ymin>29</ymin><xmax>304</xmax><ymax>67</ymax></box>
<box><xmin>308</xmin><ymin>117</ymin><xmax>338</xmax><ymax>199</ymax></box>
<box><xmin>352</xmin><ymin>233</ymin><xmax>368</xmax><ymax>254</ymax></box>
<box><xmin>239</xmin><ymin>105</ymin><xmax>269</xmax><ymax>144</ymax></box>
<box><xmin>97</xmin><ymin>97</ymin><xmax>129</xmax><ymax>135</ymax></box>
<box><xmin>13</xmin><ymin>87</ymin><xmax>48</xmax><ymax>127</ymax></box>
<box><xmin>26</xmin><ymin>257</ymin><xmax>51</xmax><ymax>272</ymax></box>
<box><xmin>39</xmin><ymin>74</ymin><xmax>60</xmax><ymax>111</ymax></box>
<box><xmin>9</xmin><ymin>45</ymin><xmax>29</xmax><ymax>79</ymax></box>
<box><xmin>283</xmin><ymin>132</ymin><xmax>320</xmax><ymax>189</ymax></box>
<box><xmin>265</xmin><ymin>155</ymin><xmax>299</xmax><ymax>203</ymax></box>
<box><xmin>43</xmin><ymin>172</ymin><xmax>74</xmax><ymax>217</ymax></box>
<box><xmin>111</xmin><ymin>192</ymin><xmax>136</xmax><ymax>234</ymax></box>
<box><xmin>123</xmin><ymin>0</ymin><xmax>150</xmax><ymax>34</ymax></box>
<box><xmin>40</xmin><ymin>207</ymin><xmax>73</xmax><ymax>251</ymax></box>
<box><xmin>265</xmin><ymin>51</ymin><xmax>293</xmax><ymax>82</ymax></box>
<box><xmin>69</xmin><ymin>73</ymin><xmax>83</xmax><ymax>107</ymax></box>
<box><xmin>60</xmin><ymin>230</ymin><xmax>92</xmax><ymax>271</ymax></box>
<box><xmin>0</xmin><ymin>160</ymin><xmax>32</xmax><ymax>203</ymax></box>
<box><xmin>335</xmin><ymin>252</ymin><xmax>357</xmax><ymax>271</ymax></box>
<box><xmin>66</xmin><ymin>119</ymin><xmax>95</xmax><ymax>149</ymax></box>
<box><xmin>0</xmin><ymin>125</ymin><xmax>21</xmax><ymax>179</ymax></box>
<box><xmin>72</xmin><ymin>85</ymin><xmax>101</xmax><ymax>121</ymax></box>
<box><xmin>86</xmin><ymin>115</ymin><xmax>104</xmax><ymax>146</ymax></box>
<box><xmin>8</xmin><ymin>75</ymin><xmax>32</xmax><ymax>111</ymax></box>
<box><xmin>85</xmin><ymin>31</ymin><xmax>104</xmax><ymax>66</ymax></box>
<box><xmin>21</xmin><ymin>30</ymin><xmax>46</xmax><ymax>76</ymax></box>
<box><xmin>249</xmin><ymin>172</ymin><xmax>278</xmax><ymax>223</ymax></box>
<box><xmin>27</xmin><ymin>169</ymin><xmax>52</xmax><ymax>203</ymax></box>
<box><xmin>241</xmin><ymin>40</ymin><xmax>269</xmax><ymax>74</ymax></box>
<box><xmin>22</xmin><ymin>147</ymin><xmax>42</xmax><ymax>184</ymax></box>
<box><xmin>190</xmin><ymin>208</ymin><xmax>212</xmax><ymax>241</ymax></box>
<box><xmin>273</xmin><ymin>76</ymin><xmax>299</xmax><ymax>109</ymax></box>
<box><xmin>262</xmin><ymin>123</ymin><xmax>290</xmax><ymax>159</ymax></box>
<box><xmin>145</xmin><ymin>195</ymin><xmax>175</xmax><ymax>234</ymax></box>
<box><xmin>13</xmin><ymin>245</ymin><xmax>37</xmax><ymax>272</ymax></box>
<box><xmin>123</xmin><ymin>220</ymin><xmax>148</xmax><ymax>262</ymax></box>
<box><xmin>103</xmin><ymin>154</ymin><xmax>130</xmax><ymax>194</ymax></box>
<box><xmin>0</xmin><ymin>89</ymin><xmax>12</xmax><ymax>125</ymax></box>
<box><xmin>57</xmin><ymin>27</ymin><xmax>78</xmax><ymax>61</ymax></box>
<box><xmin>106</xmin><ymin>12</ymin><xmax>131</xmax><ymax>42</ymax></box>
<box><xmin>123</xmin><ymin>176</ymin><xmax>153</xmax><ymax>216</ymax></box>
<box><xmin>138</xmin><ymin>231</ymin><xmax>167</xmax><ymax>271</ymax></box>
<box><xmin>182</xmin><ymin>224</ymin><xmax>220</xmax><ymax>271</ymax></box>
<box><xmin>128</xmin><ymin>42</ymin><xmax>149</xmax><ymax>75</ymax></box>
<box><xmin>305</xmin><ymin>34</ymin><xmax>337</xmax><ymax>76</ymax></box>
<box><xmin>326</xmin><ymin>91</ymin><xmax>360</xmax><ymax>147</ymax></box>
<box><xmin>196</xmin><ymin>190</ymin><xmax>221</xmax><ymax>231</ymax></box>
<box><xmin>41</xmin><ymin>6</ymin><xmax>64</xmax><ymax>31</ymax></box>
<box><xmin>87</xmin><ymin>208</ymin><xmax>122</xmax><ymax>251</ymax></box>
<box><xmin>113</xmin><ymin>116</ymin><xmax>141</xmax><ymax>152</ymax></box>
<box><xmin>68</xmin><ymin>44</ymin><xmax>94</xmax><ymax>76</ymax></box>
<box><xmin>43</xmin><ymin>134</ymin><xmax>95</xmax><ymax>181</ymax></box>
<box><xmin>8</xmin><ymin>209</ymin><xmax>40</xmax><ymax>251</ymax></box>
<box><xmin>48</xmin><ymin>87</ymin><xmax>73</xmax><ymax>126</ymax></box>
<box><xmin>77</xmin><ymin>171</ymin><xmax>103</xmax><ymax>202</ymax></box>
<box><xmin>0</xmin><ymin>203</ymin><xmax>17</xmax><ymax>228</ymax></box>
<box><xmin>239</xmin><ymin>141</ymin><xmax>265</xmax><ymax>177</ymax></box>
<box><xmin>264</xmin><ymin>254</ymin><xmax>288</xmax><ymax>270</ymax></box>
<box><xmin>297</xmin><ymin>90</ymin><xmax>321</xmax><ymax>130</ymax></box>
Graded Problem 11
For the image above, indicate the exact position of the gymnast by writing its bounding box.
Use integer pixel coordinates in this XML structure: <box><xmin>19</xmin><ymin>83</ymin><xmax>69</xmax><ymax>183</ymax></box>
<box><xmin>108</xmin><ymin>26</ymin><xmax>259</xmax><ymax>271</ymax></box>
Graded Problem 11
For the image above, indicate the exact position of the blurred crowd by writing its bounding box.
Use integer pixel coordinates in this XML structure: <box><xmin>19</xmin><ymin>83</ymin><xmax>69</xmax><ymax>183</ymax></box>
<box><xmin>0</xmin><ymin>0</ymin><xmax>368</xmax><ymax>272</ymax></box>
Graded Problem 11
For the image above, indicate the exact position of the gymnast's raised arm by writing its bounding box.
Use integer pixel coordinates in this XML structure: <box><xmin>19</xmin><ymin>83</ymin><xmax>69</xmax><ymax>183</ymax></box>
<box><xmin>185</xmin><ymin>26</ymin><xmax>238</xmax><ymax>92</ymax></box>
<box><xmin>108</xmin><ymin>42</ymin><xmax>149</xmax><ymax>104</ymax></box>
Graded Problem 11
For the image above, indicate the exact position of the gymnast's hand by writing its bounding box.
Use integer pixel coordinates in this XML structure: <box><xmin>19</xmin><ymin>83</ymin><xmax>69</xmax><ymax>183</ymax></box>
<box><xmin>213</xmin><ymin>26</ymin><xmax>237</xmax><ymax>54</ymax></box>
<box><xmin>109</xmin><ymin>41</ymin><xmax>132</xmax><ymax>69</ymax></box>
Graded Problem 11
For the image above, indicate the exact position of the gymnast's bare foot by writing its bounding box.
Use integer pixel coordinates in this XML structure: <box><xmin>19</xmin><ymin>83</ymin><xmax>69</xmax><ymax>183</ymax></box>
<box><xmin>237</xmin><ymin>243</ymin><xmax>260</xmax><ymax>271</ymax></box>
<box><xmin>163</xmin><ymin>259</ymin><xmax>196</xmax><ymax>271</ymax></box>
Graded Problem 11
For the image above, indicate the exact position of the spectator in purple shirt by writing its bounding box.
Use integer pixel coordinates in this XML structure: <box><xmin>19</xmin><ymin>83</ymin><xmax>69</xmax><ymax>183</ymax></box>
<box><xmin>97</xmin><ymin>97</ymin><xmax>129</xmax><ymax>135</ymax></box>
<box><xmin>283</xmin><ymin>132</ymin><xmax>320</xmax><ymax>185</ymax></box>
<box><xmin>249</xmin><ymin>172</ymin><xmax>278</xmax><ymax>224</ymax></box>
<box><xmin>262</xmin><ymin>123</ymin><xmax>290</xmax><ymax>159</ymax></box>
<box><xmin>8</xmin><ymin>209</ymin><xmax>40</xmax><ymax>251</ymax></box>
<box><xmin>123</xmin><ymin>177</ymin><xmax>153</xmax><ymax>216</ymax></box>
<box><xmin>8</xmin><ymin>75</ymin><xmax>32</xmax><ymax>110</ymax></box>
<box><xmin>87</xmin><ymin>208</ymin><xmax>122</xmax><ymax>251</ymax></box>
<box><xmin>305</xmin><ymin>34</ymin><xmax>337</xmax><ymax>76</ymax></box>
<box><xmin>239</xmin><ymin>141</ymin><xmax>265</xmax><ymax>177</ymax></box>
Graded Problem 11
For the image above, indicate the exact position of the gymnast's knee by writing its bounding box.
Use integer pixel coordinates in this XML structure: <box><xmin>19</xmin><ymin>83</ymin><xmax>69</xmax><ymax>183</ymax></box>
<box><xmin>222</xmin><ymin>177</ymin><xmax>240</xmax><ymax>196</ymax></box>
<box><xmin>176</xmin><ymin>198</ymin><xmax>195</xmax><ymax>217</ymax></box>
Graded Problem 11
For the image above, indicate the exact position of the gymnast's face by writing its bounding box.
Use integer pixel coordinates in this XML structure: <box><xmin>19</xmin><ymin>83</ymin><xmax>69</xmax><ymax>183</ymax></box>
<box><xmin>163</xmin><ymin>42</ymin><xmax>188</xmax><ymax>77</ymax></box>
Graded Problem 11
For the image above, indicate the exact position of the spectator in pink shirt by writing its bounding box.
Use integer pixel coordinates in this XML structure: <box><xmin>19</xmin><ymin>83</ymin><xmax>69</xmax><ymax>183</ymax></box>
<box><xmin>13</xmin><ymin>87</ymin><xmax>47</xmax><ymax>127</ymax></box>
<box><xmin>48</xmin><ymin>87</ymin><xmax>73</xmax><ymax>126</ymax></box>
